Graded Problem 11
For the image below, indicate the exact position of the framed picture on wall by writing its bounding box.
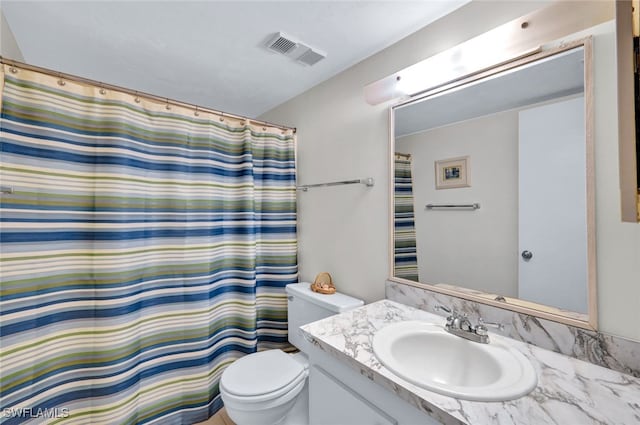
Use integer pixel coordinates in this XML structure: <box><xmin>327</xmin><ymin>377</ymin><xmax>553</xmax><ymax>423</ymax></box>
<box><xmin>435</xmin><ymin>156</ymin><xmax>470</xmax><ymax>189</ymax></box>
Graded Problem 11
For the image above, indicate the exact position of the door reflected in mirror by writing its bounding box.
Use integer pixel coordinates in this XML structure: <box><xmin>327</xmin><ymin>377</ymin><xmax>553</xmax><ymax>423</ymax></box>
<box><xmin>391</xmin><ymin>40</ymin><xmax>596</xmax><ymax>328</ymax></box>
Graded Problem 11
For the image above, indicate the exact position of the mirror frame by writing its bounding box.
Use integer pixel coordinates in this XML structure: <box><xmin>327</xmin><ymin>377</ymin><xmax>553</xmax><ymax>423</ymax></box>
<box><xmin>388</xmin><ymin>38</ymin><xmax>597</xmax><ymax>330</ymax></box>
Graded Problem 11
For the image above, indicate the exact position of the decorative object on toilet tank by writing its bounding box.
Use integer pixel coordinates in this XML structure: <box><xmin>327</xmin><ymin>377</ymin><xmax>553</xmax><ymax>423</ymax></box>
<box><xmin>311</xmin><ymin>272</ymin><xmax>336</xmax><ymax>294</ymax></box>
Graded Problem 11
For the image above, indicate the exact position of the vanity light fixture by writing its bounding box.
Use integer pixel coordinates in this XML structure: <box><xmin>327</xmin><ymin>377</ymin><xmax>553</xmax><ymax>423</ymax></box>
<box><xmin>364</xmin><ymin>1</ymin><xmax>612</xmax><ymax>105</ymax></box>
<box><xmin>366</xmin><ymin>18</ymin><xmax>538</xmax><ymax>104</ymax></box>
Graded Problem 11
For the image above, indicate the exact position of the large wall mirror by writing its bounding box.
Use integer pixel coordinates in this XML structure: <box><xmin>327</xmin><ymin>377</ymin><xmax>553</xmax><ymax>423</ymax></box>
<box><xmin>390</xmin><ymin>38</ymin><xmax>596</xmax><ymax>329</ymax></box>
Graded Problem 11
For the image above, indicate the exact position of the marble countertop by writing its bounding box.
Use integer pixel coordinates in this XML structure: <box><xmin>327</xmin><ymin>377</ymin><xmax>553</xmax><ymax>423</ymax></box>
<box><xmin>300</xmin><ymin>300</ymin><xmax>640</xmax><ymax>425</ymax></box>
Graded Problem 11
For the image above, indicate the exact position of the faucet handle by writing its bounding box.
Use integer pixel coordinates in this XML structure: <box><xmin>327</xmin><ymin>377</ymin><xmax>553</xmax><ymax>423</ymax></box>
<box><xmin>435</xmin><ymin>304</ymin><xmax>452</xmax><ymax>314</ymax></box>
<box><xmin>435</xmin><ymin>305</ymin><xmax>465</xmax><ymax>316</ymax></box>
<box><xmin>477</xmin><ymin>317</ymin><xmax>505</xmax><ymax>332</ymax></box>
<box><xmin>435</xmin><ymin>305</ymin><xmax>456</xmax><ymax>326</ymax></box>
<box><xmin>435</xmin><ymin>305</ymin><xmax>462</xmax><ymax>322</ymax></box>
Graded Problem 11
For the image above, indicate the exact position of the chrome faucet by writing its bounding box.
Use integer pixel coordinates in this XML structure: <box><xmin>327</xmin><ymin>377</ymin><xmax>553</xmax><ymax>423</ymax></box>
<box><xmin>435</xmin><ymin>305</ymin><xmax>504</xmax><ymax>344</ymax></box>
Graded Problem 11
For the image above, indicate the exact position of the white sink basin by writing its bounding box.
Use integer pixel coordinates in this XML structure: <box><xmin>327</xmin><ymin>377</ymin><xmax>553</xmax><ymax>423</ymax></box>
<box><xmin>372</xmin><ymin>321</ymin><xmax>537</xmax><ymax>401</ymax></box>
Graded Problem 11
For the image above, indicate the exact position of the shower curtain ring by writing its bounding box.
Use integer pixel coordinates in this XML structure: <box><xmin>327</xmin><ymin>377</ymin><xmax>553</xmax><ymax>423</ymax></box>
<box><xmin>194</xmin><ymin>106</ymin><xmax>200</xmax><ymax>117</ymax></box>
<box><xmin>134</xmin><ymin>92</ymin><xmax>141</xmax><ymax>103</ymax></box>
<box><xmin>219</xmin><ymin>112</ymin><xmax>224</xmax><ymax>122</ymax></box>
<box><xmin>57</xmin><ymin>74</ymin><xmax>66</xmax><ymax>86</ymax></box>
<box><xmin>165</xmin><ymin>99</ymin><xmax>171</xmax><ymax>110</ymax></box>
<box><xmin>99</xmin><ymin>85</ymin><xmax>106</xmax><ymax>95</ymax></box>
<box><xmin>9</xmin><ymin>66</ymin><xmax>18</xmax><ymax>74</ymax></box>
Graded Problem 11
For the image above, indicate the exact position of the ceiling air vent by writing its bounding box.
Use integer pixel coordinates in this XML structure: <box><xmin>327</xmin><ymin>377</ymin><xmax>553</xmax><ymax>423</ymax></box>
<box><xmin>296</xmin><ymin>48</ymin><xmax>326</xmax><ymax>66</ymax></box>
<box><xmin>265</xmin><ymin>32</ymin><xmax>326</xmax><ymax>66</ymax></box>
<box><xmin>267</xmin><ymin>32</ymin><xmax>297</xmax><ymax>55</ymax></box>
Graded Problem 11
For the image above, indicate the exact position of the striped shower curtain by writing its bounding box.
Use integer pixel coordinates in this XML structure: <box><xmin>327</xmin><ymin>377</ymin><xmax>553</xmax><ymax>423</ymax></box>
<box><xmin>0</xmin><ymin>65</ymin><xmax>297</xmax><ymax>424</ymax></box>
<box><xmin>394</xmin><ymin>155</ymin><xmax>419</xmax><ymax>282</ymax></box>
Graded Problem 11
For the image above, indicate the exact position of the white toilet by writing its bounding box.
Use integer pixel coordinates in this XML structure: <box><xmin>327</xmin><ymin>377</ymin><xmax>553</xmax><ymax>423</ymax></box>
<box><xmin>220</xmin><ymin>282</ymin><xmax>364</xmax><ymax>425</ymax></box>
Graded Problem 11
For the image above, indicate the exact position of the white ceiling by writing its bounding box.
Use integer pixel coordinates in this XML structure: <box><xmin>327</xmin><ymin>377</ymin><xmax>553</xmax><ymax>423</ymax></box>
<box><xmin>1</xmin><ymin>1</ymin><xmax>468</xmax><ymax>118</ymax></box>
<box><xmin>395</xmin><ymin>47</ymin><xmax>585</xmax><ymax>138</ymax></box>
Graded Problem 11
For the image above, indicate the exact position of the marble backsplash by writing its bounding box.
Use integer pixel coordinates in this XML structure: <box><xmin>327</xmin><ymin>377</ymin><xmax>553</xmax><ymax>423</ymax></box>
<box><xmin>386</xmin><ymin>280</ymin><xmax>640</xmax><ymax>377</ymax></box>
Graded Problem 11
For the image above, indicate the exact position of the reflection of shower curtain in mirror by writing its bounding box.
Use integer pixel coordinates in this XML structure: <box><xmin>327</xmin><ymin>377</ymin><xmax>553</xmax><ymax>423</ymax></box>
<box><xmin>394</xmin><ymin>155</ymin><xmax>419</xmax><ymax>281</ymax></box>
<box><xmin>0</xmin><ymin>65</ymin><xmax>297</xmax><ymax>424</ymax></box>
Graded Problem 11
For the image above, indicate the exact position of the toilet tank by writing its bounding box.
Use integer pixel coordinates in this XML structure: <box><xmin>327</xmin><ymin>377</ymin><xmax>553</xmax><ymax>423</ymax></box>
<box><xmin>286</xmin><ymin>282</ymin><xmax>364</xmax><ymax>350</ymax></box>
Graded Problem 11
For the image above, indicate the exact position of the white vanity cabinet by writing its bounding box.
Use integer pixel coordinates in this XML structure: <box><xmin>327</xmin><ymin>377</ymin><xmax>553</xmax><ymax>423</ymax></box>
<box><xmin>306</xmin><ymin>344</ymin><xmax>442</xmax><ymax>425</ymax></box>
<box><xmin>310</xmin><ymin>366</ymin><xmax>396</xmax><ymax>425</ymax></box>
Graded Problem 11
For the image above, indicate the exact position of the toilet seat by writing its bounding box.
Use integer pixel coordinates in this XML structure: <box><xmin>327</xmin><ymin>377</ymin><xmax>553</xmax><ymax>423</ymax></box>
<box><xmin>220</xmin><ymin>350</ymin><xmax>308</xmax><ymax>404</ymax></box>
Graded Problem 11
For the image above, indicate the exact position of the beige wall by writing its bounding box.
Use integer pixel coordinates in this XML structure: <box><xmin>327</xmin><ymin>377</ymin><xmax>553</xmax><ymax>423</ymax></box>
<box><xmin>589</xmin><ymin>22</ymin><xmax>640</xmax><ymax>340</ymax></box>
<box><xmin>260</xmin><ymin>1</ymin><xmax>640</xmax><ymax>341</ymax></box>
<box><xmin>0</xmin><ymin>9</ymin><xmax>24</xmax><ymax>61</ymax></box>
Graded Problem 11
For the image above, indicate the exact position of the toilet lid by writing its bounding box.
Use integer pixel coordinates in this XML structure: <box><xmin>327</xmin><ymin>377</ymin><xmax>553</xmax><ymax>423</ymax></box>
<box><xmin>220</xmin><ymin>350</ymin><xmax>306</xmax><ymax>397</ymax></box>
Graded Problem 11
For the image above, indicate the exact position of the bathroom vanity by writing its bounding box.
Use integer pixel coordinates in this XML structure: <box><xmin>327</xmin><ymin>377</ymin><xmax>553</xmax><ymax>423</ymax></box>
<box><xmin>301</xmin><ymin>300</ymin><xmax>640</xmax><ymax>425</ymax></box>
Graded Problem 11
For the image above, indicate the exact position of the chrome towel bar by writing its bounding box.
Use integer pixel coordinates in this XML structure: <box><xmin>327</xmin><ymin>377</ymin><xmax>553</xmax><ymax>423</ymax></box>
<box><xmin>425</xmin><ymin>203</ymin><xmax>480</xmax><ymax>210</ymax></box>
<box><xmin>297</xmin><ymin>177</ymin><xmax>374</xmax><ymax>192</ymax></box>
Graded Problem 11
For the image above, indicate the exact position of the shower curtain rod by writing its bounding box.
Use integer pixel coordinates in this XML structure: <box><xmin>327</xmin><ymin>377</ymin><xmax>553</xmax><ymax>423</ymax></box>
<box><xmin>0</xmin><ymin>56</ymin><xmax>296</xmax><ymax>134</ymax></box>
<box><xmin>395</xmin><ymin>152</ymin><xmax>411</xmax><ymax>158</ymax></box>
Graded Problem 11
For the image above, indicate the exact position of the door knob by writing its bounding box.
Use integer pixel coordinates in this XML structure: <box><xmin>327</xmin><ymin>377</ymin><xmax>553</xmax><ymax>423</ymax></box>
<box><xmin>521</xmin><ymin>250</ymin><xmax>533</xmax><ymax>260</ymax></box>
